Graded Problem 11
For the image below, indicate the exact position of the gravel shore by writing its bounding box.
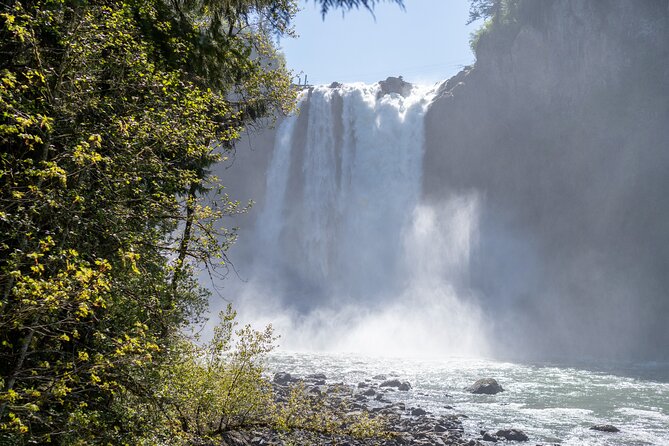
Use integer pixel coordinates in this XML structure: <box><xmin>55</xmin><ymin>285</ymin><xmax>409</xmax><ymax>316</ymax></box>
<box><xmin>219</xmin><ymin>372</ymin><xmax>536</xmax><ymax>446</ymax></box>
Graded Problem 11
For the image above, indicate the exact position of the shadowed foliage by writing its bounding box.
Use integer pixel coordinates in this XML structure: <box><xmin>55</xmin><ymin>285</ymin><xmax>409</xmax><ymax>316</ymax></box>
<box><xmin>316</xmin><ymin>0</ymin><xmax>404</xmax><ymax>17</ymax></box>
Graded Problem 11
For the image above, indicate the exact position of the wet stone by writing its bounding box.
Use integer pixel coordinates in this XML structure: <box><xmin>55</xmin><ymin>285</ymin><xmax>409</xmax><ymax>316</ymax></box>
<box><xmin>466</xmin><ymin>378</ymin><xmax>504</xmax><ymax>395</ymax></box>
<box><xmin>590</xmin><ymin>424</ymin><xmax>620</xmax><ymax>433</ymax></box>
<box><xmin>495</xmin><ymin>429</ymin><xmax>528</xmax><ymax>442</ymax></box>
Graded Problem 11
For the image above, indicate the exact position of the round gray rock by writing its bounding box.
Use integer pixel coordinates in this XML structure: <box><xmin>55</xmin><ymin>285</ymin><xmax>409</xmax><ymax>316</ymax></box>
<box><xmin>398</xmin><ymin>381</ymin><xmax>412</xmax><ymax>391</ymax></box>
<box><xmin>466</xmin><ymin>378</ymin><xmax>504</xmax><ymax>394</ymax></box>
<box><xmin>496</xmin><ymin>428</ymin><xmax>528</xmax><ymax>441</ymax></box>
<box><xmin>273</xmin><ymin>372</ymin><xmax>297</xmax><ymax>386</ymax></box>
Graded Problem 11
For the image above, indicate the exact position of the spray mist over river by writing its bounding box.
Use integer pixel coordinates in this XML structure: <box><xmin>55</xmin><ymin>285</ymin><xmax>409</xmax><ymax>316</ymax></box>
<box><xmin>224</xmin><ymin>82</ymin><xmax>488</xmax><ymax>356</ymax></box>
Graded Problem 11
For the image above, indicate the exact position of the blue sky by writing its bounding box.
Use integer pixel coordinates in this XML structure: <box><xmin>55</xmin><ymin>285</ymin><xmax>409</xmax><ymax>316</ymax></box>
<box><xmin>279</xmin><ymin>0</ymin><xmax>480</xmax><ymax>86</ymax></box>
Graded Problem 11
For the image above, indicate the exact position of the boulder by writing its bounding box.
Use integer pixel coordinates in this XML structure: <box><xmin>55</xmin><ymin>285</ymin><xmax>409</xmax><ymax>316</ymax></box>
<box><xmin>481</xmin><ymin>431</ymin><xmax>498</xmax><ymax>442</ymax></box>
<box><xmin>361</xmin><ymin>388</ymin><xmax>376</xmax><ymax>397</ymax></box>
<box><xmin>411</xmin><ymin>407</ymin><xmax>427</xmax><ymax>416</ymax></box>
<box><xmin>466</xmin><ymin>378</ymin><xmax>504</xmax><ymax>395</ymax></box>
<box><xmin>398</xmin><ymin>381</ymin><xmax>412</xmax><ymax>391</ymax></box>
<box><xmin>372</xmin><ymin>374</ymin><xmax>387</xmax><ymax>380</ymax></box>
<box><xmin>273</xmin><ymin>372</ymin><xmax>297</xmax><ymax>386</ymax></box>
<box><xmin>590</xmin><ymin>424</ymin><xmax>620</xmax><ymax>433</ymax></box>
<box><xmin>380</xmin><ymin>379</ymin><xmax>402</xmax><ymax>388</ymax></box>
<box><xmin>495</xmin><ymin>429</ymin><xmax>528</xmax><ymax>441</ymax></box>
<box><xmin>377</xmin><ymin>76</ymin><xmax>413</xmax><ymax>98</ymax></box>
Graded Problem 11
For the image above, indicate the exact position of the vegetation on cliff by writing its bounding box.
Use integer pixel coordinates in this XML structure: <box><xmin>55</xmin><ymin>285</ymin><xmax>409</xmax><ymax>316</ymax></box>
<box><xmin>468</xmin><ymin>0</ymin><xmax>550</xmax><ymax>55</ymax></box>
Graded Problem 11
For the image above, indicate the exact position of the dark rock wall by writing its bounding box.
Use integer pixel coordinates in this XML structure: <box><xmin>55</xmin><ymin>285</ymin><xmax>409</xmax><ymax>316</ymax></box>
<box><xmin>424</xmin><ymin>0</ymin><xmax>669</xmax><ymax>360</ymax></box>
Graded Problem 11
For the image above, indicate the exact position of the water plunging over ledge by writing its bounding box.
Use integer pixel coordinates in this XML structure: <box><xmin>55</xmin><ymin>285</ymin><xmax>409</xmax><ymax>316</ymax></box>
<box><xmin>225</xmin><ymin>81</ymin><xmax>488</xmax><ymax>357</ymax></box>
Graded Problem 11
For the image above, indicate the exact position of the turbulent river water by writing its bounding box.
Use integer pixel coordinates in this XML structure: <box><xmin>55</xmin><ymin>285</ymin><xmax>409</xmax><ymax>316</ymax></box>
<box><xmin>268</xmin><ymin>352</ymin><xmax>669</xmax><ymax>446</ymax></box>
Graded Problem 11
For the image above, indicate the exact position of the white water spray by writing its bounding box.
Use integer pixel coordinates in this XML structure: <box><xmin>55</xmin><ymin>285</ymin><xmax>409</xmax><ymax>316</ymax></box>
<box><xmin>231</xmin><ymin>82</ymin><xmax>489</xmax><ymax>357</ymax></box>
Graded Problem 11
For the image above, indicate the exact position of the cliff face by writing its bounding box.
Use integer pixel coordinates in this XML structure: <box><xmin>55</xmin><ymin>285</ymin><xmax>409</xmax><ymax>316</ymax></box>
<box><xmin>424</xmin><ymin>0</ymin><xmax>669</xmax><ymax>360</ymax></box>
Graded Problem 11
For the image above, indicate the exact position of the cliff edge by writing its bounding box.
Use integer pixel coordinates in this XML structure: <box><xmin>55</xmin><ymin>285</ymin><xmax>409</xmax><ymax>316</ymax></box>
<box><xmin>424</xmin><ymin>0</ymin><xmax>669</xmax><ymax>360</ymax></box>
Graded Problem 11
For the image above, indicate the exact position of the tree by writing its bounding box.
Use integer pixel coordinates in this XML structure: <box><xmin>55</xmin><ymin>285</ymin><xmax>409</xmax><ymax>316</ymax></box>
<box><xmin>316</xmin><ymin>0</ymin><xmax>404</xmax><ymax>17</ymax></box>
<box><xmin>468</xmin><ymin>0</ymin><xmax>502</xmax><ymax>23</ymax></box>
<box><xmin>0</xmin><ymin>0</ymin><xmax>296</xmax><ymax>443</ymax></box>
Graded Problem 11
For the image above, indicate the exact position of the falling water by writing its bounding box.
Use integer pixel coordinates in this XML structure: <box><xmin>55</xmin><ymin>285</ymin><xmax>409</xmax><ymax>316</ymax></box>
<box><xmin>233</xmin><ymin>82</ymin><xmax>488</xmax><ymax>357</ymax></box>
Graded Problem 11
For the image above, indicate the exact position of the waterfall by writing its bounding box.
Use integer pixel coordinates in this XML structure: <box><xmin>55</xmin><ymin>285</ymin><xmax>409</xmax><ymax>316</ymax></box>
<box><xmin>232</xmin><ymin>82</ymin><xmax>488</xmax><ymax>357</ymax></box>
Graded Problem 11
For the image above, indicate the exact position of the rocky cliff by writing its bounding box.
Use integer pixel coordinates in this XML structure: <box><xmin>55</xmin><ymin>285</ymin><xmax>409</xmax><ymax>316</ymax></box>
<box><xmin>424</xmin><ymin>0</ymin><xmax>669</xmax><ymax>360</ymax></box>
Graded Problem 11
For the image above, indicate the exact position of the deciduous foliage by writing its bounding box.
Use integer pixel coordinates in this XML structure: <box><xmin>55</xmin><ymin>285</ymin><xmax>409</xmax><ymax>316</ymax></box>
<box><xmin>316</xmin><ymin>0</ymin><xmax>404</xmax><ymax>17</ymax></box>
<box><xmin>468</xmin><ymin>0</ymin><xmax>502</xmax><ymax>23</ymax></box>
<box><xmin>468</xmin><ymin>0</ymin><xmax>527</xmax><ymax>55</ymax></box>
<box><xmin>116</xmin><ymin>305</ymin><xmax>279</xmax><ymax>444</ymax></box>
<box><xmin>116</xmin><ymin>305</ymin><xmax>387</xmax><ymax>445</ymax></box>
<box><xmin>0</xmin><ymin>0</ymin><xmax>296</xmax><ymax>443</ymax></box>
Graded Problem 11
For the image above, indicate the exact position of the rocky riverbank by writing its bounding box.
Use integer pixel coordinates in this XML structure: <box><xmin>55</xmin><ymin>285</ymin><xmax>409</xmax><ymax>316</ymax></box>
<box><xmin>220</xmin><ymin>372</ymin><xmax>539</xmax><ymax>446</ymax></box>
